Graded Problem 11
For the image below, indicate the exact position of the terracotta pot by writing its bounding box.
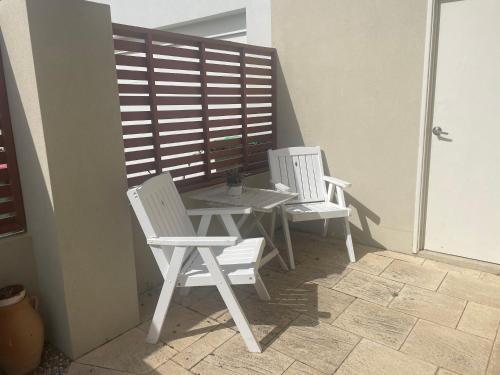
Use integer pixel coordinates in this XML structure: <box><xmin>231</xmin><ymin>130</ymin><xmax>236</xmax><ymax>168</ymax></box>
<box><xmin>0</xmin><ymin>285</ymin><xmax>44</xmax><ymax>375</ymax></box>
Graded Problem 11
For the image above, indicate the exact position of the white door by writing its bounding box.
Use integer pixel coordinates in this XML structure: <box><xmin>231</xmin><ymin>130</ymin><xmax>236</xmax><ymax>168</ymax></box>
<box><xmin>424</xmin><ymin>0</ymin><xmax>500</xmax><ymax>264</ymax></box>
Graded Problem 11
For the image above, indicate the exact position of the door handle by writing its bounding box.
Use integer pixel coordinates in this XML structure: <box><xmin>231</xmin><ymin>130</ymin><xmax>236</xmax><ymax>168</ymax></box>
<box><xmin>432</xmin><ymin>126</ymin><xmax>448</xmax><ymax>137</ymax></box>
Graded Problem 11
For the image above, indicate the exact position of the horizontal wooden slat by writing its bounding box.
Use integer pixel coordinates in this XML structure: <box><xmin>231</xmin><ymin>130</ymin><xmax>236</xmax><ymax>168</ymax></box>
<box><xmin>211</xmin><ymin>156</ymin><xmax>243</xmax><ymax>170</ymax></box>
<box><xmin>207</xmin><ymin>108</ymin><xmax>243</xmax><ymax>117</ymax></box>
<box><xmin>244</xmin><ymin>55</ymin><xmax>272</xmax><ymax>66</ymax></box>
<box><xmin>246</xmin><ymin>107</ymin><xmax>272</xmax><ymax>115</ymax></box>
<box><xmin>247</xmin><ymin>125</ymin><xmax>272</xmax><ymax>134</ymax></box>
<box><xmin>247</xmin><ymin>134</ymin><xmax>273</xmax><ymax>144</ymax></box>
<box><xmin>246</xmin><ymin>87</ymin><xmax>272</xmax><ymax>95</ymax></box>
<box><xmin>246</xmin><ymin>96</ymin><xmax>271</xmax><ymax>104</ymax></box>
<box><xmin>155</xmin><ymin>85</ymin><xmax>201</xmax><ymax>95</ymax></box>
<box><xmin>209</xmin><ymin>127</ymin><xmax>241</xmax><ymax>139</ymax></box>
<box><xmin>246</xmin><ymin>76</ymin><xmax>272</xmax><ymax>85</ymax></box>
<box><xmin>205</xmin><ymin>63</ymin><xmax>240</xmax><ymax>74</ymax></box>
<box><xmin>0</xmin><ymin>152</ymin><xmax>6</xmax><ymax>164</ymax></box>
<box><xmin>159</xmin><ymin>132</ymin><xmax>203</xmax><ymax>144</ymax></box>
<box><xmin>121</xmin><ymin>111</ymin><xmax>151</xmax><ymax>121</ymax></box>
<box><xmin>127</xmin><ymin>174</ymin><xmax>153</xmax><ymax>187</ymax></box>
<box><xmin>0</xmin><ymin>200</ymin><xmax>14</xmax><ymax>215</ymax></box>
<box><xmin>247</xmin><ymin>115</ymin><xmax>272</xmax><ymax>124</ymax></box>
<box><xmin>0</xmin><ymin>169</ymin><xmax>9</xmax><ymax>183</ymax></box>
<box><xmin>206</xmin><ymin>96</ymin><xmax>242</xmax><ymax>105</ymax></box>
<box><xmin>115</xmin><ymin>54</ymin><xmax>147</xmax><ymax>67</ymax></box>
<box><xmin>204</xmin><ymin>51</ymin><xmax>240</xmax><ymax>63</ymax></box>
<box><xmin>169</xmin><ymin>164</ymin><xmax>205</xmax><ymax>178</ymax></box>
<box><xmin>157</xmin><ymin>109</ymin><xmax>202</xmax><ymax>120</ymax></box>
<box><xmin>119</xmin><ymin>95</ymin><xmax>150</xmax><ymax>106</ymax></box>
<box><xmin>205</xmin><ymin>75</ymin><xmax>241</xmax><ymax>85</ymax></box>
<box><xmin>155</xmin><ymin>96</ymin><xmax>202</xmax><ymax>106</ymax></box>
<box><xmin>158</xmin><ymin>120</ymin><xmax>203</xmax><ymax>132</ymax></box>
<box><xmin>126</xmin><ymin>161</ymin><xmax>156</xmax><ymax>174</ymax></box>
<box><xmin>114</xmin><ymin>39</ymin><xmax>146</xmax><ymax>53</ymax></box>
<box><xmin>247</xmin><ymin>151</ymin><xmax>268</xmax><ymax>163</ymax></box>
<box><xmin>162</xmin><ymin>153</ymin><xmax>205</xmax><ymax>168</ymax></box>
<box><xmin>248</xmin><ymin>142</ymin><xmax>273</xmax><ymax>154</ymax></box>
<box><xmin>208</xmin><ymin>117</ymin><xmax>242</xmax><ymax>128</ymax></box>
<box><xmin>151</xmin><ymin>44</ymin><xmax>199</xmax><ymax>59</ymax></box>
<box><xmin>122</xmin><ymin>124</ymin><xmax>153</xmax><ymax>135</ymax></box>
<box><xmin>123</xmin><ymin>137</ymin><xmax>154</xmax><ymax>148</ymax></box>
<box><xmin>210</xmin><ymin>146</ymin><xmax>243</xmax><ymax>160</ymax></box>
<box><xmin>154</xmin><ymin>72</ymin><xmax>200</xmax><ymax>83</ymax></box>
<box><xmin>161</xmin><ymin>143</ymin><xmax>204</xmax><ymax>156</ymax></box>
<box><xmin>245</xmin><ymin>66</ymin><xmax>271</xmax><ymax>76</ymax></box>
<box><xmin>206</xmin><ymin>87</ymin><xmax>242</xmax><ymax>95</ymax></box>
<box><xmin>153</xmin><ymin>58</ymin><xmax>200</xmax><ymax>71</ymax></box>
<box><xmin>0</xmin><ymin>184</ymin><xmax>12</xmax><ymax>198</ymax></box>
<box><xmin>209</xmin><ymin>138</ymin><xmax>242</xmax><ymax>150</ymax></box>
<box><xmin>118</xmin><ymin>84</ymin><xmax>149</xmax><ymax>94</ymax></box>
<box><xmin>117</xmin><ymin>69</ymin><xmax>148</xmax><ymax>81</ymax></box>
<box><xmin>125</xmin><ymin>148</ymin><xmax>155</xmax><ymax>162</ymax></box>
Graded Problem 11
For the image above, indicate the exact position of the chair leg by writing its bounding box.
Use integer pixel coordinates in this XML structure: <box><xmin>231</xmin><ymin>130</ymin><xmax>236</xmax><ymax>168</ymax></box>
<box><xmin>280</xmin><ymin>204</ymin><xmax>295</xmax><ymax>270</ymax></box>
<box><xmin>322</xmin><ymin>219</ymin><xmax>329</xmax><ymax>237</ymax></box>
<box><xmin>254</xmin><ymin>273</ymin><xmax>271</xmax><ymax>301</ymax></box>
<box><xmin>147</xmin><ymin>247</ymin><xmax>185</xmax><ymax>344</ymax></box>
<box><xmin>198</xmin><ymin>247</ymin><xmax>261</xmax><ymax>353</ymax></box>
<box><xmin>344</xmin><ymin>217</ymin><xmax>356</xmax><ymax>262</ymax></box>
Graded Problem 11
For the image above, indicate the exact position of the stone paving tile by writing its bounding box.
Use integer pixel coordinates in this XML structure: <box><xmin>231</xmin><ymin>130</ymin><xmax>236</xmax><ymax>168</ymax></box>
<box><xmin>335</xmin><ymin>339</ymin><xmax>437</xmax><ymax>375</ymax></box>
<box><xmin>77</xmin><ymin>328</ymin><xmax>177</xmax><ymax>374</ymax></box>
<box><xmin>437</xmin><ymin>369</ymin><xmax>460</xmax><ymax>375</ymax></box>
<box><xmin>457</xmin><ymin>302</ymin><xmax>500</xmax><ymax>339</ymax></box>
<box><xmin>173</xmin><ymin>287</ymin><xmax>218</xmax><ymax>308</ymax></box>
<box><xmin>333</xmin><ymin>270</ymin><xmax>403</xmax><ymax>306</ymax></box>
<box><xmin>282</xmin><ymin>361</ymin><xmax>325</xmax><ymax>375</ymax></box>
<box><xmin>487</xmin><ymin>332</ymin><xmax>500</xmax><ymax>375</ymax></box>
<box><xmin>423</xmin><ymin>259</ymin><xmax>482</xmax><ymax>277</ymax></box>
<box><xmin>172</xmin><ymin>323</ymin><xmax>235</xmax><ymax>370</ymax></box>
<box><xmin>439</xmin><ymin>273</ymin><xmax>500</xmax><ymax>309</ymax></box>
<box><xmin>188</xmin><ymin>287</ymin><xmax>251</xmax><ymax>320</ymax></box>
<box><xmin>389</xmin><ymin>285</ymin><xmax>466</xmax><ymax>328</ymax></box>
<box><xmin>333</xmin><ymin>299</ymin><xmax>416</xmax><ymax>349</ymax></box>
<box><xmin>281</xmin><ymin>283</ymin><xmax>354</xmax><ymax>325</ymax></box>
<box><xmin>291</xmin><ymin>262</ymin><xmax>351</xmax><ymax>289</ymax></box>
<box><xmin>153</xmin><ymin>360</ymin><xmax>192</xmax><ymax>374</ymax></box>
<box><xmin>371</xmin><ymin>249</ymin><xmax>425</xmax><ymax>265</ymax></box>
<box><xmin>138</xmin><ymin>287</ymin><xmax>161</xmax><ymax>323</ymax></box>
<box><xmin>67</xmin><ymin>363</ymin><xmax>133</xmax><ymax>375</ymax></box>
<box><xmin>138</xmin><ymin>304</ymin><xmax>221</xmax><ymax>352</ymax></box>
<box><xmin>479</xmin><ymin>272</ymin><xmax>500</xmax><ymax>285</ymax></box>
<box><xmin>381</xmin><ymin>260</ymin><xmax>447</xmax><ymax>290</ymax></box>
<box><xmin>401</xmin><ymin>320</ymin><xmax>492</xmax><ymax>375</ymax></box>
<box><xmin>270</xmin><ymin>314</ymin><xmax>360</xmax><ymax>374</ymax></box>
<box><xmin>191</xmin><ymin>335</ymin><xmax>294</xmax><ymax>374</ymax></box>
<box><xmin>347</xmin><ymin>253</ymin><xmax>393</xmax><ymax>275</ymax></box>
<box><xmin>216</xmin><ymin>294</ymin><xmax>300</xmax><ymax>345</ymax></box>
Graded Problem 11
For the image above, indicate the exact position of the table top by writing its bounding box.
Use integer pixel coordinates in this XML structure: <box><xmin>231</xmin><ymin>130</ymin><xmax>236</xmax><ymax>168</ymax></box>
<box><xmin>189</xmin><ymin>184</ymin><xmax>297</xmax><ymax>211</ymax></box>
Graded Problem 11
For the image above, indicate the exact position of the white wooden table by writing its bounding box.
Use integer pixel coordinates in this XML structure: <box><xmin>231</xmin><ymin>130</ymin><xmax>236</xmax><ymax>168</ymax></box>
<box><xmin>189</xmin><ymin>184</ymin><xmax>297</xmax><ymax>270</ymax></box>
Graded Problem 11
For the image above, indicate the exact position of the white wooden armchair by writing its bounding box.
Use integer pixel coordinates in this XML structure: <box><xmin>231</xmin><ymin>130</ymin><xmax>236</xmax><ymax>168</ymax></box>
<box><xmin>127</xmin><ymin>172</ymin><xmax>269</xmax><ymax>352</ymax></box>
<box><xmin>268</xmin><ymin>146</ymin><xmax>356</xmax><ymax>269</ymax></box>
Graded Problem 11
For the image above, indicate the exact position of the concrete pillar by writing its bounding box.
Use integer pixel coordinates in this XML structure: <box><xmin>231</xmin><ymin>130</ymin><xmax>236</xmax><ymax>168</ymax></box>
<box><xmin>0</xmin><ymin>0</ymin><xmax>139</xmax><ymax>358</ymax></box>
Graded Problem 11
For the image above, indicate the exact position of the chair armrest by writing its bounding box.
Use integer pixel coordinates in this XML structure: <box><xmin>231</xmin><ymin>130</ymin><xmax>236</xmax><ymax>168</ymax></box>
<box><xmin>270</xmin><ymin>180</ymin><xmax>291</xmax><ymax>192</ymax></box>
<box><xmin>324</xmin><ymin>176</ymin><xmax>351</xmax><ymax>189</ymax></box>
<box><xmin>186</xmin><ymin>207</ymin><xmax>252</xmax><ymax>216</ymax></box>
<box><xmin>147</xmin><ymin>236</ymin><xmax>238</xmax><ymax>247</ymax></box>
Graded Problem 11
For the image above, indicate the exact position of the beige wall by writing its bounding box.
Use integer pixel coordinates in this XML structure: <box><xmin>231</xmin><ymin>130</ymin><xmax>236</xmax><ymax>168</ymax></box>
<box><xmin>0</xmin><ymin>0</ymin><xmax>139</xmax><ymax>358</ymax></box>
<box><xmin>271</xmin><ymin>0</ymin><xmax>428</xmax><ymax>251</ymax></box>
<box><xmin>0</xmin><ymin>234</ymin><xmax>38</xmax><ymax>295</ymax></box>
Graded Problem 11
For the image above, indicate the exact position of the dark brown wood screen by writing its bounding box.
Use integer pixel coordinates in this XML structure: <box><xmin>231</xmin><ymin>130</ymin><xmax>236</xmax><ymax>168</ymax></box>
<box><xmin>112</xmin><ymin>23</ymin><xmax>277</xmax><ymax>191</ymax></box>
<box><xmin>0</xmin><ymin>49</ymin><xmax>26</xmax><ymax>235</ymax></box>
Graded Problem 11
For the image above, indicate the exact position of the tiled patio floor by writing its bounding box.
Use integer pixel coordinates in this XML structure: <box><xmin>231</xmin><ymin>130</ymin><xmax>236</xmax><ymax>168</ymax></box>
<box><xmin>68</xmin><ymin>232</ymin><xmax>500</xmax><ymax>375</ymax></box>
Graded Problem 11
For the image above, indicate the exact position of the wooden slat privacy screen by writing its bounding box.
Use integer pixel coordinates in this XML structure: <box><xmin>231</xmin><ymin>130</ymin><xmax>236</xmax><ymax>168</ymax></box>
<box><xmin>112</xmin><ymin>23</ymin><xmax>277</xmax><ymax>191</ymax></box>
<box><xmin>0</xmin><ymin>49</ymin><xmax>26</xmax><ymax>235</ymax></box>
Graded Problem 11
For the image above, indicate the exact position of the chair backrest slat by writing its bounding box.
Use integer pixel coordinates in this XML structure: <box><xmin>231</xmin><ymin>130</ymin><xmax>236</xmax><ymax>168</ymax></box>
<box><xmin>268</xmin><ymin>147</ymin><xmax>326</xmax><ymax>204</ymax></box>
<box><xmin>128</xmin><ymin>173</ymin><xmax>196</xmax><ymax>239</ymax></box>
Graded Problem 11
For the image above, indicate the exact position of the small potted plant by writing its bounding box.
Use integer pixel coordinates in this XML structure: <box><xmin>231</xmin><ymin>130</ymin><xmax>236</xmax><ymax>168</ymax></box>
<box><xmin>226</xmin><ymin>168</ymin><xmax>244</xmax><ymax>196</ymax></box>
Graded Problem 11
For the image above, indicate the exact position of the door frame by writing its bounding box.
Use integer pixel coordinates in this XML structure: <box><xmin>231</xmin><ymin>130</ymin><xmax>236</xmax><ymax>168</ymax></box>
<box><xmin>412</xmin><ymin>0</ymin><xmax>440</xmax><ymax>253</ymax></box>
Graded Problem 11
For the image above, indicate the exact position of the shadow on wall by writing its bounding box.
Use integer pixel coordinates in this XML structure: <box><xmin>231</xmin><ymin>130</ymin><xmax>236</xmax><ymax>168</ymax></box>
<box><xmin>276</xmin><ymin>55</ymin><xmax>385</xmax><ymax>250</ymax></box>
<box><xmin>0</xmin><ymin>33</ymin><xmax>73</xmax><ymax>352</ymax></box>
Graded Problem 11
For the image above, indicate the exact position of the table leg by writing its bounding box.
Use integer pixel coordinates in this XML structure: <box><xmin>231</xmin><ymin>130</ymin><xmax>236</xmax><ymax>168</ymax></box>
<box><xmin>254</xmin><ymin>216</ymin><xmax>288</xmax><ymax>271</ymax></box>
<box><xmin>269</xmin><ymin>208</ymin><xmax>277</xmax><ymax>243</ymax></box>
<box><xmin>280</xmin><ymin>204</ymin><xmax>295</xmax><ymax>270</ymax></box>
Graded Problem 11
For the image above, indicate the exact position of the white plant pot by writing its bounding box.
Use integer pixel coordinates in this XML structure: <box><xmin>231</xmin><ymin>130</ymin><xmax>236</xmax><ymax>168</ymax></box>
<box><xmin>227</xmin><ymin>185</ymin><xmax>243</xmax><ymax>196</ymax></box>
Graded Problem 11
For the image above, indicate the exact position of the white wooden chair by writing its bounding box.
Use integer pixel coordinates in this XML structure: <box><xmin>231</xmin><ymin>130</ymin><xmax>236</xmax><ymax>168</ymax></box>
<box><xmin>127</xmin><ymin>172</ymin><xmax>269</xmax><ymax>352</ymax></box>
<box><xmin>268</xmin><ymin>146</ymin><xmax>356</xmax><ymax>269</ymax></box>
